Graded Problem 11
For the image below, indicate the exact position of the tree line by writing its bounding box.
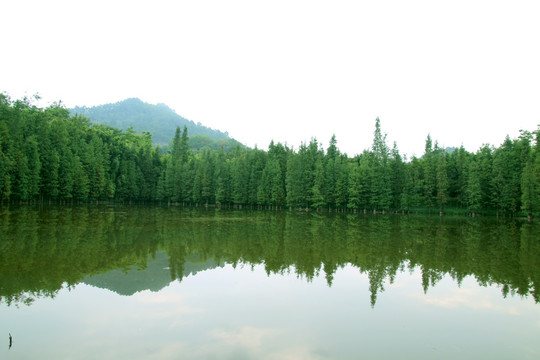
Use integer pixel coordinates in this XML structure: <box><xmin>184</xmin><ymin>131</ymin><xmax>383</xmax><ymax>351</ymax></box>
<box><xmin>1</xmin><ymin>94</ymin><xmax>539</xmax><ymax>217</ymax></box>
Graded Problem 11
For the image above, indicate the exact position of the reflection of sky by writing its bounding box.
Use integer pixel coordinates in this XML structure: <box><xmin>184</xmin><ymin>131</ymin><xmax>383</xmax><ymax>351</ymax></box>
<box><xmin>2</xmin><ymin>265</ymin><xmax>540</xmax><ymax>360</ymax></box>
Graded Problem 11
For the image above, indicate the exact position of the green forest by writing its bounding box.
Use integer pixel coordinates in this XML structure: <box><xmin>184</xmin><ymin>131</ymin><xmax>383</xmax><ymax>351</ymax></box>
<box><xmin>1</xmin><ymin>94</ymin><xmax>539</xmax><ymax>218</ymax></box>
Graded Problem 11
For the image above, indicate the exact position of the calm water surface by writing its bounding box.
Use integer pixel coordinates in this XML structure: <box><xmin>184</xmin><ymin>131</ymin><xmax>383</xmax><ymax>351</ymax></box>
<box><xmin>1</xmin><ymin>206</ymin><xmax>540</xmax><ymax>359</ymax></box>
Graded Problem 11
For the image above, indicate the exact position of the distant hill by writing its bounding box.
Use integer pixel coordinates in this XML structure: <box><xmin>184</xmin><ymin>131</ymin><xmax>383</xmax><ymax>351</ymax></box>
<box><xmin>70</xmin><ymin>98</ymin><xmax>244</xmax><ymax>152</ymax></box>
<box><xmin>83</xmin><ymin>251</ymin><xmax>224</xmax><ymax>296</ymax></box>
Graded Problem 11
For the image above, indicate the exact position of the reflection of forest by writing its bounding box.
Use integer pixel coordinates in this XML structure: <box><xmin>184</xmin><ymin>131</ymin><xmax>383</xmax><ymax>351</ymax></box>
<box><xmin>1</xmin><ymin>206</ymin><xmax>539</xmax><ymax>307</ymax></box>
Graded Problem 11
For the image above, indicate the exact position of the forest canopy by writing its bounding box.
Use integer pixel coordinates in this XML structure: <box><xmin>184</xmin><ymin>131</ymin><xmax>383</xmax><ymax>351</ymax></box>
<box><xmin>1</xmin><ymin>93</ymin><xmax>539</xmax><ymax>217</ymax></box>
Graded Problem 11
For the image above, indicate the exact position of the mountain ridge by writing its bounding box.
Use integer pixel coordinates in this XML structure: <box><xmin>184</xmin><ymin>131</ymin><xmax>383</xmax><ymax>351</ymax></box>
<box><xmin>70</xmin><ymin>97</ymin><xmax>234</xmax><ymax>146</ymax></box>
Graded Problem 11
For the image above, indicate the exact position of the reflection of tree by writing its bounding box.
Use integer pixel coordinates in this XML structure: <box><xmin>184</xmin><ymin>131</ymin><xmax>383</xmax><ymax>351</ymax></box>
<box><xmin>1</xmin><ymin>206</ymin><xmax>540</xmax><ymax>307</ymax></box>
<box><xmin>0</xmin><ymin>206</ymin><xmax>160</xmax><ymax>306</ymax></box>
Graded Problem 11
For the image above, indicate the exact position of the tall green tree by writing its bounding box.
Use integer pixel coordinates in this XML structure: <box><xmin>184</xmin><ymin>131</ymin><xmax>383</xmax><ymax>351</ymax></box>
<box><xmin>476</xmin><ymin>145</ymin><xmax>493</xmax><ymax>210</ymax></box>
<box><xmin>310</xmin><ymin>155</ymin><xmax>326</xmax><ymax>209</ymax></box>
<box><xmin>324</xmin><ymin>135</ymin><xmax>339</xmax><ymax>208</ymax></box>
<box><xmin>88</xmin><ymin>134</ymin><xmax>107</xmax><ymax>200</ymax></box>
<box><xmin>334</xmin><ymin>154</ymin><xmax>350</xmax><ymax>209</ymax></box>
<box><xmin>214</xmin><ymin>150</ymin><xmax>232</xmax><ymax>206</ymax></box>
<box><xmin>491</xmin><ymin>136</ymin><xmax>521</xmax><ymax>215</ymax></box>
<box><xmin>422</xmin><ymin>134</ymin><xmax>437</xmax><ymax>209</ymax></box>
<box><xmin>21</xmin><ymin>135</ymin><xmax>41</xmax><ymax>201</ymax></box>
<box><xmin>436</xmin><ymin>153</ymin><xmax>448</xmax><ymax>212</ymax></box>
<box><xmin>521</xmin><ymin>156</ymin><xmax>538</xmax><ymax>220</ymax></box>
<box><xmin>390</xmin><ymin>142</ymin><xmax>405</xmax><ymax>209</ymax></box>
<box><xmin>347</xmin><ymin>157</ymin><xmax>368</xmax><ymax>210</ymax></box>
<box><xmin>370</xmin><ymin>118</ymin><xmax>391</xmax><ymax>210</ymax></box>
<box><xmin>466</xmin><ymin>160</ymin><xmax>482</xmax><ymax>215</ymax></box>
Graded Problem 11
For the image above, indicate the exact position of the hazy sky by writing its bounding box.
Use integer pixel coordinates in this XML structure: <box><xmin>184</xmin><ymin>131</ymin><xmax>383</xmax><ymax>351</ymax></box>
<box><xmin>2</xmin><ymin>0</ymin><xmax>539</xmax><ymax>157</ymax></box>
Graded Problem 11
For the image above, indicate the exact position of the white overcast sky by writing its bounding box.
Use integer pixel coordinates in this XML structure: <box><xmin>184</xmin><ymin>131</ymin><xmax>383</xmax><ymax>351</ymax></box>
<box><xmin>1</xmin><ymin>0</ymin><xmax>539</xmax><ymax>157</ymax></box>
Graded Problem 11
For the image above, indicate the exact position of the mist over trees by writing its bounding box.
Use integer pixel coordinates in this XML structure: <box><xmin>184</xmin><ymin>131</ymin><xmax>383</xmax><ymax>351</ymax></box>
<box><xmin>1</xmin><ymin>94</ymin><xmax>539</xmax><ymax>217</ymax></box>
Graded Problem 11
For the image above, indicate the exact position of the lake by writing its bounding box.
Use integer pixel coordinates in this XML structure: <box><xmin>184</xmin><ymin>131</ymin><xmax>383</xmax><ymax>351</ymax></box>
<box><xmin>1</xmin><ymin>205</ymin><xmax>540</xmax><ymax>359</ymax></box>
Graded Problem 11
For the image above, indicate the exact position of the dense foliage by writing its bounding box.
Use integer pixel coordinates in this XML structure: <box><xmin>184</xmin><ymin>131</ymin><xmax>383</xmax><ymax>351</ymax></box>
<box><xmin>1</xmin><ymin>94</ymin><xmax>539</xmax><ymax>217</ymax></box>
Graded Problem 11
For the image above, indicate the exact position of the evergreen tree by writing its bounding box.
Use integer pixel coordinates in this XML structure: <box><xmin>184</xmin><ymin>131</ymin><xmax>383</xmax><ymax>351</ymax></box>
<box><xmin>370</xmin><ymin>118</ymin><xmax>391</xmax><ymax>210</ymax></box>
<box><xmin>390</xmin><ymin>142</ymin><xmax>405</xmax><ymax>209</ymax></box>
<box><xmin>266</xmin><ymin>141</ymin><xmax>288</xmax><ymax>206</ymax></box>
<box><xmin>406</xmin><ymin>156</ymin><xmax>425</xmax><ymax>209</ymax></box>
<box><xmin>422</xmin><ymin>134</ymin><xmax>436</xmax><ymax>209</ymax></box>
<box><xmin>436</xmin><ymin>153</ymin><xmax>448</xmax><ymax>212</ymax></box>
<box><xmin>347</xmin><ymin>152</ymin><xmax>372</xmax><ymax>210</ymax></box>
<box><xmin>215</xmin><ymin>150</ymin><xmax>232</xmax><ymax>206</ymax></box>
<box><xmin>347</xmin><ymin>159</ymin><xmax>363</xmax><ymax>210</ymax></box>
<box><xmin>285</xmin><ymin>149</ymin><xmax>304</xmax><ymax>208</ymax></box>
<box><xmin>476</xmin><ymin>145</ymin><xmax>493</xmax><ymax>210</ymax></box>
<box><xmin>334</xmin><ymin>154</ymin><xmax>350</xmax><ymax>209</ymax></box>
<box><xmin>231</xmin><ymin>147</ymin><xmax>249</xmax><ymax>205</ymax></box>
<box><xmin>88</xmin><ymin>134</ymin><xmax>107</xmax><ymax>200</ymax></box>
<box><xmin>310</xmin><ymin>155</ymin><xmax>326</xmax><ymax>209</ymax></box>
<box><xmin>71</xmin><ymin>154</ymin><xmax>89</xmax><ymax>201</ymax></box>
<box><xmin>324</xmin><ymin>135</ymin><xmax>339</xmax><ymax>208</ymax></box>
<box><xmin>521</xmin><ymin>156</ymin><xmax>538</xmax><ymax>219</ymax></box>
<box><xmin>452</xmin><ymin>146</ymin><xmax>470</xmax><ymax>208</ymax></box>
<box><xmin>492</xmin><ymin>136</ymin><xmax>520</xmax><ymax>215</ymax></box>
<box><xmin>304</xmin><ymin>139</ymin><xmax>322</xmax><ymax>208</ymax></box>
<box><xmin>258</xmin><ymin>157</ymin><xmax>285</xmax><ymax>207</ymax></box>
<box><xmin>466</xmin><ymin>160</ymin><xmax>482</xmax><ymax>215</ymax></box>
<box><xmin>192</xmin><ymin>149</ymin><xmax>215</xmax><ymax>205</ymax></box>
<box><xmin>247</xmin><ymin>149</ymin><xmax>267</xmax><ymax>205</ymax></box>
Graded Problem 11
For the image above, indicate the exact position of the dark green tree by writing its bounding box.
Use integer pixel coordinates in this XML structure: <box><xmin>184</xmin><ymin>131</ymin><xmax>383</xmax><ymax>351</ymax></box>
<box><xmin>466</xmin><ymin>160</ymin><xmax>482</xmax><ymax>215</ymax></box>
<box><xmin>521</xmin><ymin>156</ymin><xmax>538</xmax><ymax>220</ymax></box>
<box><xmin>370</xmin><ymin>118</ymin><xmax>391</xmax><ymax>210</ymax></box>
<box><xmin>436</xmin><ymin>153</ymin><xmax>448</xmax><ymax>213</ymax></box>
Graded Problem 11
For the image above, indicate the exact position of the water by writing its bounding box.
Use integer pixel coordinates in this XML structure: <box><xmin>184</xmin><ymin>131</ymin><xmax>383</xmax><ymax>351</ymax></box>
<box><xmin>1</xmin><ymin>206</ymin><xmax>539</xmax><ymax>359</ymax></box>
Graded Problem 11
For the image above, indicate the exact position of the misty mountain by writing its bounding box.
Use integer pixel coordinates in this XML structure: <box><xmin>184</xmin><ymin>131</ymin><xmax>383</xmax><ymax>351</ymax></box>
<box><xmin>83</xmin><ymin>251</ymin><xmax>225</xmax><ymax>296</ymax></box>
<box><xmin>70</xmin><ymin>98</ymin><xmax>244</xmax><ymax>151</ymax></box>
